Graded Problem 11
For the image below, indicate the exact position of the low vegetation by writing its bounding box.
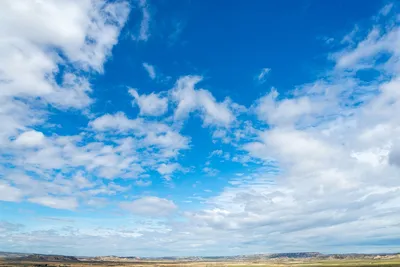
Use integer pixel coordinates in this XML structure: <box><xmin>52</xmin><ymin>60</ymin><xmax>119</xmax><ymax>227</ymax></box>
<box><xmin>2</xmin><ymin>253</ymin><xmax>400</xmax><ymax>267</ymax></box>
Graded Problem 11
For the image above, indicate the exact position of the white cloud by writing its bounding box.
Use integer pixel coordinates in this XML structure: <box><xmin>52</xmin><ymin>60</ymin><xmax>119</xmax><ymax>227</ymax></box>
<box><xmin>90</xmin><ymin>112</ymin><xmax>170</xmax><ymax>135</ymax></box>
<box><xmin>378</xmin><ymin>3</ymin><xmax>394</xmax><ymax>17</ymax></box>
<box><xmin>198</xmin><ymin>90</ymin><xmax>234</xmax><ymax>126</ymax></box>
<box><xmin>171</xmin><ymin>76</ymin><xmax>234</xmax><ymax>126</ymax></box>
<box><xmin>14</xmin><ymin>130</ymin><xmax>45</xmax><ymax>147</ymax></box>
<box><xmin>0</xmin><ymin>182</ymin><xmax>22</xmax><ymax>202</ymax></box>
<box><xmin>0</xmin><ymin>0</ymin><xmax>131</xmax><ymax>211</ymax></box>
<box><xmin>142</xmin><ymin>62</ymin><xmax>156</xmax><ymax>79</ymax></box>
<box><xmin>144</xmin><ymin>130</ymin><xmax>189</xmax><ymax>150</ymax></box>
<box><xmin>87</xmin><ymin>112</ymin><xmax>189</xmax><ymax>181</ymax></box>
<box><xmin>0</xmin><ymin>0</ymin><xmax>130</xmax><ymax>100</ymax></box>
<box><xmin>129</xmin><ymin>89</ymin><xmax>168</xmax><ymax>116</ymax></box>
<box><xmin>256</xmin><ymin>67</ymin><xmax>271</xmax><ymax>84</ymax></box>
<box><xmin>210</xmin><ymin>149</ymin><xmax>223</xmax><ymax>157</ymax></box>
<box><xmin>135</xmin><ymin>180</ymin><xmax>152</xmax><ymax>187</ymax></box>
<box><xmin>254</xmin><ymin>88</ymin><xmax>318</xmax><ymax>126</ymax></box>
<box><xmin>73</xmin><ymin>172</ymin><xmax>95</xmax><ymax>189</ymax></box>
<box><xmin>90</xmin><ymin>112</ymin><xmax>189</xmax><ymax>151</ymax></box>
<box><xmin>90</xmin><ymin>112</ymin><xmax>138</xmax><ymax>132</ymax></box>
<box><xmin>202</xmin><ymin>167</ymin><xmax>219</xmax><ymax>176</ymax></box>
<box><xmin>194</xmin><ymin>9</ymin><xmax>400</xmax><ymax>253</ymax></box>
<box><xmin>29</xmin><ymin>196</ymin><xmax>78</xmax><ymax>210</ymax></box>
<box><xmin>133</xmin><ymin>0</ymin><xmax>150</xmax><ymax>41</ymax></box>
<box><xmin>157</xmin><ymin>163</ymin><xmax>180</xmax><ymax>174</ymax></box>
<box><xmin>157</xmin><ymin>163</ymin><xmax>181</xmax><ymax>180</ymax></box>
<box><xmin>120</xmin><ymin>196</ymin><xmax>177</xmax><ymax>217</ymax></box>
<box><xmin>1</xmin><ymin>0</ymin><xmax>127</xmax><ymax>120</ymax></box>
<box><xmin>1</xmin><ymin>170</ymin><xmax>130</xmax><ymax>210</ymax></box>
<box><xmin>334</xmin><ymin>24</ymin><xmax>400</xmax><ymax>70</ymax></box>
<box><xmin>341</xmin><ymin>25</ymin><xmax>360</xmax><ymax>45</ymax></box>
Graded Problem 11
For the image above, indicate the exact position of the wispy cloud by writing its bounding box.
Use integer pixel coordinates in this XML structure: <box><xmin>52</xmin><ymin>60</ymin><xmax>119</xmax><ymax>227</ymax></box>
<box><xmin>378</xmin><ymin>3</ymin><xmax>394</xmax><ymax>16</ymax></box>
<box><xmin>137</xmin><ymin>0</ymin><xmax>150</xmax><ymax>41</ymax></box>
<box><xmin>255</xmin><ymin>67</ymin><xmax>271</xmax><ymax>84</ymax></box>
<box><xmin>142</xmin><ymin>62</ymin><xmax>156</xmax><ymax>79</ymax></box>
<box><xmin>168</xmin><ymin>20</ymin><xmax>185</xmax><ymax>45</ymax></box>
<box><xmin>202</xmin><ymin>167</ymin><xmax>219</xmax><ymax>176</ymax></box>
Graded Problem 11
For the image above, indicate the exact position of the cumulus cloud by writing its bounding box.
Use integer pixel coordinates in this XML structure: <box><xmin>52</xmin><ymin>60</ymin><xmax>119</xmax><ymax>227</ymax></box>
<box><xmin>14</xmin><ymin>130</ymin><xmax>45</xmax><ymax>147</ymax></box>
<box><xmin>253</xmin><ymin>88</ymin><xmax>317</xmax><ymax>126</ymax></box>
<box><xmin>120</xmin><ymin>196</ymin><xmax>177</xmax><ymax>217</ymax></box>
<box><xmin>197</xmin><ymin>7</ymin><xmax>400</xmax><ymax>253</ymax></box>
<box><xmin>0</xmin><ymin>0</ymin><xmax>130</xmax><ymax>139</ymax></box>
<box><xmin>90</xmin><ymin>112</ymin><xmax>189</xmax><ymax>151</ymax></box>
<box><xmin>0</xmin><ymin>0</ymin><xmax>129</xmax><ymax>98</ymax></box>
<box><xmin>0</xmin><ymin>0</ymin><xmax>129</xmax><ymax>150</ymax></box>
<box><xmin>156</xmin><ymin>163</ymin><xmax>181</xmax><ymax>180</ymax></box>
<box><xmin>90</xmin><ymin>112</ymin><xmax>138</xmax><ymax>132</ymax></box>
<box><xmin>129</xmin><ymin>89</ymin><xmax>168</xmax><ymax>116</ymax></box>
<box><xmin>87</xmin><ymin>112</ymin><xmax>189</xmax><ymax>181</ymax></box>
<box><xmin>0</xmin><ymin>0</ymin><xmax>133</xmax><ymax>210</ymax></box>
<box><xmin>171</xmin><ymin>76</ymin><xmax>234</xmax><ymax>127</ymax></box>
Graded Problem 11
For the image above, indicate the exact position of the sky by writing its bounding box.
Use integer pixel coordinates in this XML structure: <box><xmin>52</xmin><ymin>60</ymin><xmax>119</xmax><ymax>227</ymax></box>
<box><xmin>1</xmin><ymin>0</ymin><xmax>400</xmax><ymax>257</ymax></box>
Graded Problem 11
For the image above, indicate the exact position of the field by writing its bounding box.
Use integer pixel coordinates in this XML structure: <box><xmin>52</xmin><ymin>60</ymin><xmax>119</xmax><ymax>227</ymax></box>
<box><xmin>2</xmin><ymin>259</ymin><xmax>400</xmax><ymax>267</ymax></box>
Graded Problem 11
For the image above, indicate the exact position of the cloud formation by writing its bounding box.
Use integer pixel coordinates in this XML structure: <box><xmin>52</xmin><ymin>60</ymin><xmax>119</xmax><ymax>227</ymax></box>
<box><xmin>142</xmin><ymin>62</ymin><xmax>156</xmax><ymax>79</ymax></box>
<box><xmin>120</xmin><ymin>196</ymin><xmax>177</xmax><ymax>217</ymax></box>
<box><xmin>1</xmin><ymin>1</ymin><xmax>400</xmax><ymax>257</ymax></box>
<box><xmin>133</xmin><ymin>0</ymin><xmax>151</xmax><ymax>42</ymax></box>
<box><xmin>171</xmin><ymin>76</ymin><xmax>235</xmax><ymax>126</ymax></box>
<box><xmin>256</xmin><ymin>68</ymin><xmax>271</xmax><ymax>84</ymax></box>
<box><xmin>129</xmin><ymin>89</ymin><xmax>168</xmax><ymax>116</ymax></box>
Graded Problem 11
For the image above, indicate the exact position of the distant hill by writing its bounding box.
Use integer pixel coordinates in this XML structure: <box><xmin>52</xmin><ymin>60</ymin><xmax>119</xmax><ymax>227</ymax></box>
<box><xmin>268</xmin><ymin>252</ymin><xmax>323</xmax><ymax>258</ymax></box>
<box><xmin>2</xmin><ymin>251</ymin><xmax>400</xmax><ymax>262</ymax></box>
<box><xmin>82</xmin><ymin>252</ymin><xmax>400</xmax><ymax>262</ymax></box>
<box><xmin>14</xmin><ymin>254</ymin><xmax>79</xmax><ymax>262</ymax></box>
<box><xmin>0</xmin><ymin>251</ymin><xmax>30</xmax><ymax>258</ymax></box>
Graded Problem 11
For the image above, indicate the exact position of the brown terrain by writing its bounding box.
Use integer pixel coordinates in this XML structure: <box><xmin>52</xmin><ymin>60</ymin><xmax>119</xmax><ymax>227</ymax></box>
<box><xmin>2</xmin><ymin>253</ymin><xmax>400</xmax><ymax>267</ymax></box>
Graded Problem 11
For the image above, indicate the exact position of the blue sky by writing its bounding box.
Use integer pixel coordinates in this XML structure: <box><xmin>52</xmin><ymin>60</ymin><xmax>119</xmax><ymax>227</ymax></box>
<box><xmin>1</xmin><ymin>0</ymin><xmax>400</xmax><ymax>257</ymax></box>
